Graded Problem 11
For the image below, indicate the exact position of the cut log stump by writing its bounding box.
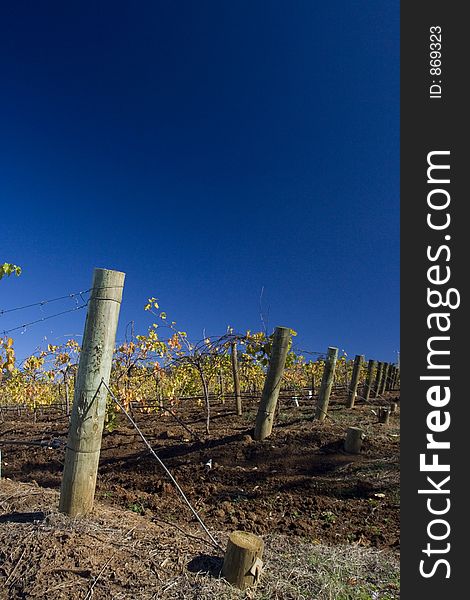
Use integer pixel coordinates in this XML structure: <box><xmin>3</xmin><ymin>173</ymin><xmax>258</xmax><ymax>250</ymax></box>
<box><xmin>344</xmin><ymin>427</ymin><xmax>364</xmax><ymax>454</ymax></box>
<box><xmin>377</xmin><ymin>407</ymin><xmax>390</xmax><ymax>424</ymax></box>
<box><xmin>221</xmin><ymin>531</ymin><xmax>264</xmax><ymax>590</ymax></box>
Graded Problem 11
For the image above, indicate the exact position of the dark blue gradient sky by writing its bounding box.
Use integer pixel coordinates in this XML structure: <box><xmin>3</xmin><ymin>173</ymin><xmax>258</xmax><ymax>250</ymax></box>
<box><xmin>1</xmin><ymin>1</ymin><xmax>399</xmax><ymax>363</ymax></box>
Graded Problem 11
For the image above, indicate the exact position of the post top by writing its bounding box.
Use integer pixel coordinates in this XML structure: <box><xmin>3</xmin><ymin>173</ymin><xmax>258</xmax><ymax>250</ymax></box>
<box><xmin>229</xmin><ymin>530</ymin><xmax>264</xmax><ymax>551</ymax></box>
<box><xmin>90</xmin><ymin>268</ymin><xmax>125</xmax><ymax>301</ymax></box>
<box><xmin>94</xmin><ymin>267</ymin><xmax>126</xmax><ymax>277</ymax></box>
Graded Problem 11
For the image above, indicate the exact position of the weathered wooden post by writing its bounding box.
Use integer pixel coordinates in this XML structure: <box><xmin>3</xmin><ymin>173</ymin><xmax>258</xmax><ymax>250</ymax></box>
<box><xmin>384</xmin><ymin>365</ymin><xmax>390</xmax><ymax>391</ymax></box>
<box><xmin>344</xmin><ymin>427</ymin><xmax>364</xmax><ymax>454</ymax></box>
<box><xmin>59</xmin><ymin>268</ymin><xmax>125</xmax><ymax>516</ymax></box>
<box><xmin>222</xmin><ymin>531</ymin><xmax>264</xmax><ymax>590</ymax></box>
<box><xmin>311</xmin><ymin>371</ymin><xmax>316</xmax><ymax>397</ymax></box>
<box><xmin>363</xmin><ymin>359</ymin><xmax>376</xmax><ymax>401</ymax></box>
<box><xmin>373</xmin><ymin>362</ymin><xmax>383</xmax><ymax>398</ymax></box>
<box><xmin>253</xmin><ymin>327</ymin><xmax>291</xmax><ymax>441</ymax></box>
<box><xmin>231</xmin><ymin>342</ymin><xmax>242</xmax><ymax>416</ymax></box>
<box><xmin>390</xmin><ymin>366</ymin><xmax>398</xmax><ymax>390</ymax></box>
<box><xmin>383</xmin><ymin>362</ymin><xmax>390</xmax><ymax>392</ymax></box>
<box><xmin>347</xmin><ymin>354</ymin><xmax>363</xmax><ymax>408</ymax></box>
<box><xmin>315</xmin><ymin>347</ymin><xmax>338</xmax><ymax>421</ymax></box>
<box><xmin>392</xmin><ymin>365</ymin><xmax>398</xmax><ymax>390</ymax></box>
<box><xmin>380</xmin><ymin>363</ymin><xmax>389</xmax><ymax>395</ymax></box>
<box><xmin>386</xmin><ymin>363</ymin><xmax>392</xmax><ymax>392</ymax></box>
<box><xmin>395</xmin><ymin>367</ymin><xmax>400</xmax><ymax>390</ymax></box>
<box><xmin>385</xmin><ymin>363</ymin><xmax>392</xmax><ymax>393</ymax></box>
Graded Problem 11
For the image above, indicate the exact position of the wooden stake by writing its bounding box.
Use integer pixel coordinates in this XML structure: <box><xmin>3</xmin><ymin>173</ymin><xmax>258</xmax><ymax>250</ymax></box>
<box><xmin>253</xmin><ymin>327</ymin><xmax>291</xmax><ymax>441</ymax></box>
<box><xmin>373</xmin><ymin>362</ymin><xmax>383</xmax><ymax>398</ymax></box>
<box><xmin>363</xmin><ymin>359</ymin><xmax>376</xmax><ymax>401</ymax></box>
<box><xmin>391</xmin><ymin>365</ymin><xmax>395</xmax><ymax>387</ymax></box>
<box><xmin>347</xmin><ymin>354</ymin><xmax>363</xmax><ymax>408</ymax></box>
<box><xmin>231</xmin><ymin>342</ymin><xmax>242</xmax><ymax>416</ymax></box>
<box><xmin>390</xmin><ymin>366</ymin><xmax>398</xmax><ymax>390</ymax></box>
<box><xmin>380</xmin><ymin>363</ymin><xmax>390</xmax><ymax>395</ymax></box>
<box><xmin>221</xmin><ymin>531</ymin><xmax>264</xmax><ymax>590</ymax></box>
<box><xmin>315</xmin><ymin>347</ymin><xmax>338</xmax><ymax>421</ymax></box>
<box><xmin>59</xmin><ymin>268</ymin><xmax>125</xmax><ymax>516</ymax></box>
<box><xmin>395</xmin><ymin>367</ymin><xmax>400</xmax><ymax>390</ymax></box>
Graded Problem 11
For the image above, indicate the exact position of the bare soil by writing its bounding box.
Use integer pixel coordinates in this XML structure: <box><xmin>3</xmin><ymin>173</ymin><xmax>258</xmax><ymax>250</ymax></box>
<box><xmin>0</xmin><ymin>392</ymin><xmax>400</xmax><ymax>598</ymax></box>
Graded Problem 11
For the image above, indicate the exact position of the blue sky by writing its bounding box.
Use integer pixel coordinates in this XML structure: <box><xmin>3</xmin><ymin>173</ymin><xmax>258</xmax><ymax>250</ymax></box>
<box><xmin>1</xmin><ymin>1</ymin><xmax>399</xmax><ymax>364</ymax></box>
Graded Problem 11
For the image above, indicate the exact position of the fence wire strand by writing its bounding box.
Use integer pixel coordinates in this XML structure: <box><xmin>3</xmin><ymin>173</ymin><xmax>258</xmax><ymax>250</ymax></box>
<box><xmin>1</xmin><ymin>304</ymin><xmax>88</xmax><ymax>336</ymax></box>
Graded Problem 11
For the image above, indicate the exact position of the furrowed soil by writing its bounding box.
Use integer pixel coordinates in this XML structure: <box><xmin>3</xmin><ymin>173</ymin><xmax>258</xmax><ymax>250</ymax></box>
<box><xmin>0</xmin><ymin>392</ymin><xmax>400</xmax><ymax>599</ymax></box>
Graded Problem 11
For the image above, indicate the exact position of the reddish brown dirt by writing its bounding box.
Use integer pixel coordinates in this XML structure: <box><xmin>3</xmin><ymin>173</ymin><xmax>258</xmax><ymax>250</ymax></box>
<box><xmin>0</xmin><ymin>393</ymin><xmax>400</xmax><ymax>551</ymax></box>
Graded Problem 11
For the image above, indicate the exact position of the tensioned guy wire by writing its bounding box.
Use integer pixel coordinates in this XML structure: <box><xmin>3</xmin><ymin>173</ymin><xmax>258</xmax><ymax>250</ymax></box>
<box><xmin>100</xmin><ymin>378</ymin><xmax>224</xmax><ymax>554</ymax></box>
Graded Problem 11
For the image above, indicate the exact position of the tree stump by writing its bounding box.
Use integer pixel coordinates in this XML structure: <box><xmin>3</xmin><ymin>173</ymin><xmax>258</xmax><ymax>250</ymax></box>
<box><xmin>377</xmin><ymin>407</ymin><xmax>390</xmax><ymax>424</ymax></box>
<box><xmin>344</xmin><ymin>427</ymin><xmax>364</xmax><ymax>454</ymax></box>
<box><xmin>221</xmin><ymin>531</ymin><xmax>264</xmax><ymax>590</ymax></box>
<box><xmin>389</xmin><ymin>402</ymin><xmax>397</xmax><ymax>414</ymax></box>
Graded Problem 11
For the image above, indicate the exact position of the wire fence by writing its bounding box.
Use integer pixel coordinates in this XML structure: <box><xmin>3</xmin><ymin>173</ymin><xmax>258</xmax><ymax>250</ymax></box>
<box><xmin>0</xmin><ymin>285</ymin><xmax>124</xmax><ymax>337</ymax></box>
<box><xmin>0</xmin><ymin>381</ymin><xmax>400</xmax><ymax>419</ymax></box>
<box><xmin>1</xmin><ymin>287</ymin><xmax>400</xmax><ymax>421</ymax></box>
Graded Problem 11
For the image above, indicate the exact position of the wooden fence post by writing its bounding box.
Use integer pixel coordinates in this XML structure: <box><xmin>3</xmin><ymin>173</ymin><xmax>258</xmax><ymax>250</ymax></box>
<box><xmin>390</xmin><ymin>366</ymin><xmax>397</xmax><ymax>390</ymax></box>
<box><xmin>388</xmin><ymin>365</ymin><xmax>394</xmax><ymax>390</ymax></box>
<box><xmin>231</xmin><ymin>342</ymin><xmax>242</xmax><ymax>416</ymax></box>
<box><xmin>363</xmin><ymin>359</ymin><xmax>376</xmax><ymax>401</ymax></box>
<box><xmin>380</xmin><ymin>363</ymin><xmax>389</xmax><ymax>395</ymax></box>
<box><xmin>386</xmin><ymin>363</ymin><xmax>392</xmax><ymax>392</ymax></box>
<box><xmin>315</xmin><ymin>347</ymin><xmax>338</xmax><ymax>421</ymax></box>
<box><xmin>386</xmin><ymin>365</ymin><xmax>393</xmax><ymax>391</ymax></box>
<box><xmin>373</xmin><ymin>362</ymin><xmax>383</xmax><ymax>398</ymax></box>
<box><xmin>347</xmin><ymin>354</ymin><xmax>364</xmax><ymax>408</ymax></box>
<box><xmin>59</xmin><ymin>268</ymin><xmax>125</xmax><ymax>516</ymax></box>
<box><xmin>254</xmin><ymin>327</ymin><xmax>291</xmax><ymax>441</ymax></box>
